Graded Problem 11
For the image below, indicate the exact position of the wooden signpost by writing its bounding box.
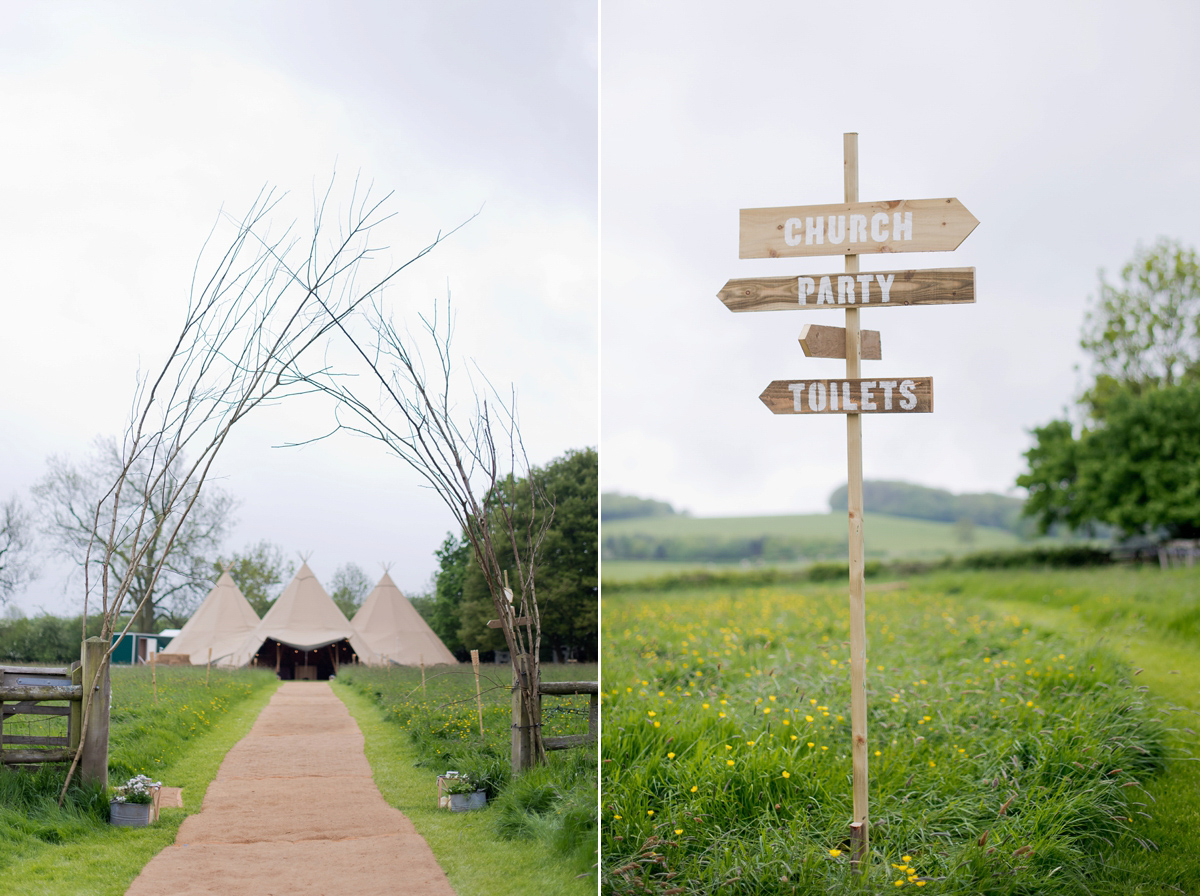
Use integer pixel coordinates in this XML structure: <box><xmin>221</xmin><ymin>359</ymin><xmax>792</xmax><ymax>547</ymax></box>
<box><xmin>739</xmin><ymin>198</ymin><xmax>978</xmax><ymax>258</ymax></box>
<box><xmin>717</xmin><ymin>267</ymin><xmax>975</xmax><ymax>312</ymax></box>
<box><xmin>720</xmin><ymin>133</ymin><xmax>977</xmax><ymax>869</ymax></box>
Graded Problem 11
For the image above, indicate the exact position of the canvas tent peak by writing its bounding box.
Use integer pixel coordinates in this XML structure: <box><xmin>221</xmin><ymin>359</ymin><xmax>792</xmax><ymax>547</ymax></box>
<box><xmin>352</xmin><ymin>571</ymin><xmax>458</xmax><ymax>666</ymax></box>
<box><xmin>232</xmin><ymin>562</ymin><xmax>380</xmax><ymax>677</ymax></box>
<box><xmin>158</xmin><ymin>570</ymin><xmax>260</xmax><ymax>668</ymax></box>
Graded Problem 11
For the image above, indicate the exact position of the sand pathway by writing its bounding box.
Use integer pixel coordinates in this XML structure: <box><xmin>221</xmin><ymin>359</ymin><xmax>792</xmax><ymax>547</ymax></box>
<box><xmin>127</xmin><ymin>681</ymin><xmax>456</xmax><ymax>896</ymax></box>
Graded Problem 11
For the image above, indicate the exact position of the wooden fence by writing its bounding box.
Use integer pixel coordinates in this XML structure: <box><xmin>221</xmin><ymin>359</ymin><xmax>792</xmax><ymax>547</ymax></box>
<box><xmin>512</xmin><ymin>679</ymin><xmax>597</xmax><ymax>773</ymax></box>
<box><xmin>0</xmin><ymin>638</ymin><xmax>112</xmax><ymax>787</ymax></box>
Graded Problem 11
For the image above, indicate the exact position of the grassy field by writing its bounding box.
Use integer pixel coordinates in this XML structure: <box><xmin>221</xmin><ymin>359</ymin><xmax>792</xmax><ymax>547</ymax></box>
<box><xmin>602</xmin><ymin>512</ymin><xmax>1058</xmax><ymax>582</ymax></box>
<box><xmin>0</xmin><ymin>665</ymin><xmax>279</xmax><ymax>895</ymax></box>
<box><xmin>2</xmin><ymin>659</ymin><xmax>600</xmax><ymax>894</ymax></box>
<box><xmin>601</xmin><ymin>565</ymin><xmax>1200</xmax><ymax>895</ymax></box>
<box><xmin>336</xmin><ymin>661</ymin><xmax>598</xmax><ymax>887</ymax></box>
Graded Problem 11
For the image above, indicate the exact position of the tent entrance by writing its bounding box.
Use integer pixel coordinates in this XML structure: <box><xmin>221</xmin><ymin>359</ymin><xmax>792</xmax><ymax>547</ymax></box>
<box><xmin>255</xmin><ymin>638</ymin><xmax>358</xmax><ymax>681</ymax></box>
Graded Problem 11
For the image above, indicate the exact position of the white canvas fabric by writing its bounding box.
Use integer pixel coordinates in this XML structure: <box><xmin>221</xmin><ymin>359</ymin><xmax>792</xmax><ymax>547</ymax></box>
<box><xmin>159</xmin><ymin>572</ymin><xmax>260</xmax><ymax>668</ymax></box>
<box><xmin>231</xmin><ymin>563</ymin><xmax>379</xmax><ymax>666</ymax></box>
<box><xmin>352</xmin><ymin>572</ymin><xmax>458</xmax><ymax>665</ymax></box>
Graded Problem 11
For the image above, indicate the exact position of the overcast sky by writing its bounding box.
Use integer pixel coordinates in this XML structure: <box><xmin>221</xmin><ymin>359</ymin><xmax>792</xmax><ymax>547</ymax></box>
<box><xmin>1</xmin><ymin>1</ymin><xmax>597</xmax><ymax>615</ymax></box>
<box><xmin>601</xmin><ymin>0</ymin><xmax>1200</xmax><ymax>517</ymax></box>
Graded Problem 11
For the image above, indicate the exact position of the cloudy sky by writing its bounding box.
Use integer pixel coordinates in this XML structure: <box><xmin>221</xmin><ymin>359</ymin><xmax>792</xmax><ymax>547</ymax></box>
<box><xmin>1</xmin><ymin>1</ymin><xmax>597</xmax><ymax>615</ymax></box>
<box><xmin>601</xmin><ymin>0</ymin><xmax>1200</xmax><ymax>517</ymax></box>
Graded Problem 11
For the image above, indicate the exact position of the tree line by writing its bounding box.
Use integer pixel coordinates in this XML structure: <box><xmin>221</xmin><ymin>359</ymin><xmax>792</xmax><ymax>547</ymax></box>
<box><xmin>421</xmin><ymin>447</ymin><xmax>597</xmax><ymax>662</ymax></box>
<box><xmin>1018</xmin><ymin>239</ymin><xmax>1200</xmax><ymax>541</ymax></box>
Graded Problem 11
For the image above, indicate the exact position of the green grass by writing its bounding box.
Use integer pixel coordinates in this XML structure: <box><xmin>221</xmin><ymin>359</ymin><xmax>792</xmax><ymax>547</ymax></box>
<box><xmin>334</xmin><ymin>678</ymin><xmax>596</xmax><ymax>896</ymax></box>
<box><xmin>602</xmin><ymin>578</ymin><xmax>1178</xmax><ymax>894</ymax></box>
<box><xmin>601</xmin><ymin>511</ymin><xmax>1072</xmax><ymax>582</ymax></box>
<box><xmin>0</xmin><ymin>666</ymin><xmax>279</xmax><ymax>895</ymax></box>
<box><xmin>336</xmin><ymin>662</ymin><xmax>597</xmax><ymax>877</ymax></box>
<box><xmin>915</xmin><ymin>566</ymin><xmax>1200</xmax><ymax>894</ymax></box>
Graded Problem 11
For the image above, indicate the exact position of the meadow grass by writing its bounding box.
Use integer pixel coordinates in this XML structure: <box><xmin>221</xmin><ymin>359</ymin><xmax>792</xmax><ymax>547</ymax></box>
<box><xmin>916</xmin><ymin>565</ymin><xmax>1200</xmax><ymax>895</ymax></box>
<box><xmin>0</xmin><ymin>665</ymin><xmax>278</xmax><ymax>895</ymax></box>
<box><xmin>603</xmin><ymin>512</ymin><xmax>1027</xmax><ymax>557</ymax></box>
<box><xmin>602</xmin><ymin>581</ymin><xmax>1173</xmax><ymax>894</ymax></box>
<box><xmin>335</xmin><ymin>679</ymin><xmax>596</xmax><ymax>896</ymax></box>
<box><xmin>336</xmin><ymin>661</ymin><xmax>598</xmax><ymax>882</ymax></box>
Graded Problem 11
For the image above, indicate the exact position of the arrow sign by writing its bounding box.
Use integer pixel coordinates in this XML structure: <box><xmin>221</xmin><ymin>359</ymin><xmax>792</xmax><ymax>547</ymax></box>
<box><xmin>760</xmin><ymin>377</ymin><xmax>933</xmax><ymax>414</ymax></box>
<box><xmin>718</xmin><ymin>267</ymin><xmax>974</xmax><ymax>313</ymax></box>
<box><xmin>800</xmin><ymin>324</ymin><xmax>881</xmax><ymax>360</ymax></box>
<box><xmin>740</xmin><ymin>199</ymin><xmax>978</xmax><ymax>259</ymax></box>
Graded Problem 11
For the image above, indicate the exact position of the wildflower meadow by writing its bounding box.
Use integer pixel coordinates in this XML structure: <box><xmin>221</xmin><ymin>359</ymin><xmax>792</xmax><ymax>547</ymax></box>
<box><xmin>601</xmin><ymin>578</ymin><xmax>1179</xmax><ymax>895</ymax></box>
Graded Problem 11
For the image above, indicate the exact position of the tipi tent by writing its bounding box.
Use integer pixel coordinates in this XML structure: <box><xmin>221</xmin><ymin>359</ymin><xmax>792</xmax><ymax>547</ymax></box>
<box><xmin>158</xmin><ymin>571</ymin><xmax>260</xmax><ymax>668</ymax></box>
<box><xmin>232</xmin><ymin>562</ymin><xmax>379</xmax><ymax>679</ymax></box>
<box><xmin>352</xmin><ymin>572</ymin><xmax>458</xmax><ymax>666</ymax></box>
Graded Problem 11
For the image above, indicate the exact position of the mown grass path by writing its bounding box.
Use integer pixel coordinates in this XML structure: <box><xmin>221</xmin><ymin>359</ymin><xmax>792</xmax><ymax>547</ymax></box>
<box><xmin>334</xmin><ymin>680</ymin><xmax>597</xmax><ymax>896</ymax></box>
<box><xmin>981</xmin><ymin>596</ymin><xmax>1200</xmax><ymax>895</ymax></box>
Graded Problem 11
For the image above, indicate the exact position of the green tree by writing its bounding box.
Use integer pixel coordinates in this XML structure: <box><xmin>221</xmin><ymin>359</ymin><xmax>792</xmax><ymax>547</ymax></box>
<box><xmin>427</xmin><ymin>533</ymin><xmax>470</xmax><ymax>655</ymax></box>
<box><xmin>1020</xmin><ymin>240</ymin><xmax>1200</xmax><ymax>537</ymax></box>
<box><xmin>1019</xmin><ymin>387</ymin><xmax>1200</xmax><ymax>538</ymax></box>
<box><xmin>456</xmin><ymin>448</ymin><xmax>597</xmax><ymax>661</ymax></box>
<box><xmin>1080</xmin><ymin>238</ymin><xmax>1200</xmax><ymax>416</ymax></box>
<box><xmin>329</xmin><ymin>562</ymin><xmax>371</xmax><ymax>618</ymax></box>
<box><xmin>214</xmin><ymin>541</ymin><xmax>294</xmax><ymax>617</ymax></box>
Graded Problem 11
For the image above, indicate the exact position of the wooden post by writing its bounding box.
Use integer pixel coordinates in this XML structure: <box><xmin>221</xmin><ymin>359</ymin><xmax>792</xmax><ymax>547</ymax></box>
<box><xmin>843</xmin><ymin>131</ymin><xmax>870</xmax><ymax>865</ymax></box>
<box><xmin>151</xmin><ymin>649</ymin><xmax>157</xmax><ymax>703</ymax></box>
<box><xmin>511</xmin><ymin>652</ymin><xmax>532</xmax><ymax>775</ymax></box>
<box><xmin>79</xmin><ymin>637</ymin><xmax>110</xmax><ymax>789</ymax></box>
<box><xmin>471</xmin><ymin>650</ymin><xmax>484</xmax><ymax>737</ymax></box>
<box><xmin>68</xmin><ymin>660</ymin><xmax>83</xmax><ymax>753</ymax></box>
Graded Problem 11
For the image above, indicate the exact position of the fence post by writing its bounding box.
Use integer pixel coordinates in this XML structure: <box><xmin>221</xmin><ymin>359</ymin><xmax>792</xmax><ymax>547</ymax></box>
<box><xmin>79</xmin><ymin>637</ymin><xmax>111</xmax><ymax>789</ymax></box>
<box><xmin>69</xmin><ymin>661</ymin><xmax>83</xmax><ymax>752</ymax></box>
<box><xmin>511</xmin><ymin>653</ymin><xmax>532</xmax><ymax>775</ymax></box>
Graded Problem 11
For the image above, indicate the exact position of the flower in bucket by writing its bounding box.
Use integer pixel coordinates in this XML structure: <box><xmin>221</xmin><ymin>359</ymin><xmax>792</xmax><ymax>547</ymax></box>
<box><xmin>112</xmin><ymin>774</ymin><xmax>161</xmax><ymax>805</ymax></box>
<box><xmin>442</xmin><ymin>773</ymin><xmax>481</xmax><ymax>795</ymax></box>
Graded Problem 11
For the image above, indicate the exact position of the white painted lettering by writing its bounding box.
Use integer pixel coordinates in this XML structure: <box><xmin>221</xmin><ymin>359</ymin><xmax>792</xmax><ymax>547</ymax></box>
<box><xmin>784</xmin><ymin>218</ymin><xmax>803</xmax><ymax>247</ymax></box>
<box><xmin>838</xmin><ymin>276</ymin><xmax>856</xmax><ymax>305</ymax></box>
<box><xmin>899</xmin><ymin>379</ymin><xmax>917</xmax><ymax>410</ymax></box>
<box><xmin>893</xmin><ymin>212</ymin><xmax>913</xmax><ymax>240</ymax></box>
<box><xmin>827</xmin><ymin>215</ymin><xmax>846</xmax><ymax>245</ymax></box>
<box><xmin>805</xmin><ymin>216</ymin><xmax>824</xmax><ymax>245</ymax></box>
<box><xmin>849</xmin><ymin>214</ymin><xmax>867</xmax><ymax>243</ymax></box>
<box><xmin>798</xmin><ymin>277</ymin><xmax>816</xmax><ymax>306</ymax></box>
<box><xmin>859</xmin><ymin>381</ymin><xmax>877</xmax><ymax>411</ymax></box>
<box><xmin>808</xmin><ymin>381</ymin><xmax>826</xmax><ymax>412</ymax></box>
<box><xmin>870</xmin><ymin>212</ymin><xmax>889</xmax><ymax>241</ymax></box>
<box><xmin>880</xmin><ymin>380</ymin><xmax>897</xmax><ymax>410</ymax></box>
<box><xmin>788</xmin><ymin>383</ymin><xmax>806</xmax><ymax>412</ymax></box>
<box><xmin>856</xmin><ymin>274</ymin><xmax>873</xmax><ymax>304</ymax></box>
<box><xmin>842</xmin><ymin>381</ymin><xmax>857</xmax><ymax>411</ymax></box>
<box><xmin>829</xmin><ymin>380</ymin><xmax>839</xmax><ymax>411</ymax></box>
<box><xmin>817</xmin><ymin>276</ymin><xmax>835</xmax><ymax>305</ymax></box>
<box><xmin>876</xmin><ymin>273</ymin><xmax>895</xmax><ymax>303</ymax></box>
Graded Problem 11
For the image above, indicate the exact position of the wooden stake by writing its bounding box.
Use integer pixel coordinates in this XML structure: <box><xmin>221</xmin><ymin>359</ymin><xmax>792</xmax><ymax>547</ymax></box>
<box><xmin>151</xmin><ymin>649</ymin><xmax>157</xmax><ymax>704</ymax></box>
<box><xmin>79</xmin><ymin>638</ymin><xmax>110</xmax><ymax>789</ymax></box>
<box><xmin>844</xmin><ymin>131</ymin><xmax>870</xmax><ymax>863</ymax></box>
<box><xmin>471</xmin><ymin>649</ymin><xmax>484</xmax><ymax>737</ymax></box>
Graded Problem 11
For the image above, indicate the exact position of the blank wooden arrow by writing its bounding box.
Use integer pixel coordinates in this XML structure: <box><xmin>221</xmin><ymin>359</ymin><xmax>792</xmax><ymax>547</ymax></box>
<box><xmin>800</xmin><ymin>324</ymin><xmax>881</xmax><ymax>360</ymax></box>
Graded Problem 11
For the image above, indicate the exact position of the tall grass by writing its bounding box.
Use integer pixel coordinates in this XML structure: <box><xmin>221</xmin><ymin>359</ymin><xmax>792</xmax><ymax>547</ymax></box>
<box><xmin>337</xmin><ymin>662</ymin><xmax>598</xmax><ymax>877</ymax></box>
<box><xmin>602</xmin><ymin>584</ymin><xmax>1169</xmax><ymax>894</ymax></box>
<box><xmin>0</xmin><ymin>665</ymin><xmax>277</xmax><ymax>878</ymax></box>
